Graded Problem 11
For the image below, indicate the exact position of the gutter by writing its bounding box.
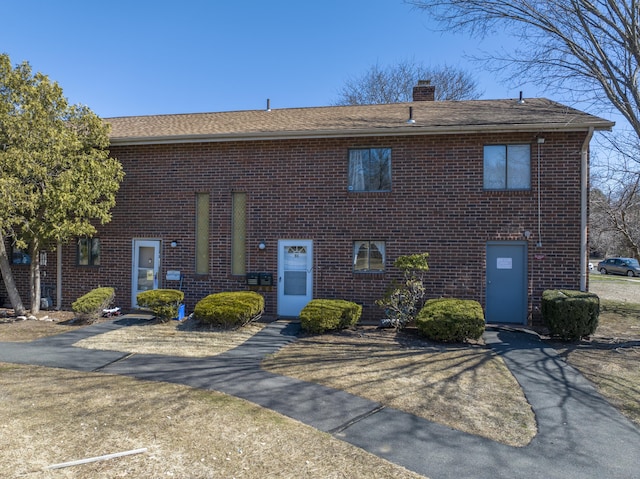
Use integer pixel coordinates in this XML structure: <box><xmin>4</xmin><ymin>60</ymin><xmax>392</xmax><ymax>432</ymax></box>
<box><xmin>580</xmin><ymin>127</ymin><xmax>595</xmax><ymax>292</ymax></box>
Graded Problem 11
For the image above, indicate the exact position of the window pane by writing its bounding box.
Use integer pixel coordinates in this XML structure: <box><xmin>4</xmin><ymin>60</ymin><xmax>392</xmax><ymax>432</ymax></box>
<box><xmin>348</xmin><ymin>149</ymin><xmax>368</xmax><ymax>191</ymax></box>
<box><xmin>353</xmin><ymin>242</ymin><xmax>369</xmax><ymax>271</ymax></box>
<box><xmin>195</xmin><ymin>193</ymin><xmax>210</xmax><ymax>274</ymax></box>
<box><xmin>507</xmin><ymin>145</ymin><xmax>531</xmax><ymax>189</ymax></box>
<box><xmin>90</xmin><ymin>238</ymin><xmax>101</xmax><ymax>266</ymax></box>
<box><xmin>231</xmin><ymin>192</ymin><xmax>246</xmax><ymax>275</ymax></box>
<box><xmin>484</xmin><ymin>145</ymin><xmax>506</xmax><ymax>189</ymax></box>
<box><xmin>78</xmin><ymin>239</ymin><xmax>89</xmax><ymax>265</ymax></box>
<box><xmin>349</xmin><ymin>148</ymin><xmax>391</xmax><ymax>191</ymax></box>
<box><xmin>369</xmin><ymin>241</ymin><xmax>385</xmax><ymax>270</ymax></box>
<box><xmin>284</xmin><ymin>271</ymin><xmax>307</xmax><ymax>295</ymax></box>
<box><xmin>367</xmin><ymin>148</ymin><xmax>391</xmax><ymax>191</ymax></box>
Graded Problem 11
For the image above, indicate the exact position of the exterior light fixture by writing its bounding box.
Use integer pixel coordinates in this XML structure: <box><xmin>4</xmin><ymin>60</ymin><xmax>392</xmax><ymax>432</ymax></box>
<box><xmin>170</xmin><ymin>241</ymin><xmax>178</xmax><ymax>248</ymax></box>
<box><xmin>258</xmin><ymin>241</ymin><xmax>266</xmax><ymax>250</ymax></box>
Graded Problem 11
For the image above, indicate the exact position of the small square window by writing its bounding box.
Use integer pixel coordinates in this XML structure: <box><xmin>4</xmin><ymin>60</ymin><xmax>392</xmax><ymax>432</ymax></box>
<box><xmin>77</xmin><ymin>238</ymin><xmax>100</xmax><ymax>266</ymax></box>
<box><xmin>353</xmin><ymin>241</ymin><xmax>385</xmax><ymax>272</ymax></box>
<box><xmin>484</xmin><ymin>144</ymin><xmax>531</xmax><ymax>190</ymax></box>
<box><xmin>348</xmin><ymin>148</ymin><xmax>391</xmax><ymax>191</ymax></box>
<box><xmin>11</xmin><ymin>246</ymin><xmax>31</xmax><ymax>265</ymax></box>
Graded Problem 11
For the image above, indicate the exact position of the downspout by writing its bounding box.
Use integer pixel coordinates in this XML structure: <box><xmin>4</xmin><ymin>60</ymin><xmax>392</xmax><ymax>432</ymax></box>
<box><xmin>580</xmin><ymin>127</ymin><xmax>594</xmax><ymax>292</ymax></box>
<box><xmin>56</xmin><ymin>242</ymin><xmax>62</xmax><ymax>310</ymax></box>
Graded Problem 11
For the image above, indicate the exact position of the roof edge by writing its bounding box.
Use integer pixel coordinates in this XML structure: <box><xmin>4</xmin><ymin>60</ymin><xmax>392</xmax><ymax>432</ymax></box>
<box><xmin>109</xmin><ymin>121</ymin><xmax>615</xmax><ymax>146</ymax></box>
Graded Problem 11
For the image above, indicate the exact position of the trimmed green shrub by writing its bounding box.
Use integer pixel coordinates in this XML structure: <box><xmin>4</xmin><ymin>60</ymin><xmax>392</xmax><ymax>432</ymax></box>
<box><xmin>194</xmin><ymin>291</ymin><xmax>264</xmax><ymax>328</ymax></box>
<box><xmin>300</xmin><ymin>299</ymin><xmax>362</xmax><ymax>334</ymax></box>
<box><xmin>416</xmin><ymin>298</ymin><xmax>485</xmax><ymax>342</ymax></box>
<box><xmin>542</xmin><ymin>290</ymin><xmax>599</xmax><ymax>341</ymax></box>
<box><xmin>136</xmin><ymin>289</ymin><xmax>184</xmax><ymax>322</ymax></box>
<box><xmin>72</xmin><ymin>287</ymin><xmax>115</xmax><ymax>323</ymax></box>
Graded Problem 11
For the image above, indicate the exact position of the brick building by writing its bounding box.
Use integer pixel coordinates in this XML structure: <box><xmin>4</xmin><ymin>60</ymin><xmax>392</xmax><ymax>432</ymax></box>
<box><xmin>8</xmin><ymin>85</ymin><xmax>613</xmax><ymax>324</ymax></box>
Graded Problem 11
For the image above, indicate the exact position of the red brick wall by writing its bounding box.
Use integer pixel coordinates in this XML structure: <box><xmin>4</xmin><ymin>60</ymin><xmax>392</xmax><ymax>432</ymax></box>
<box><xmin>8</xmin><ymin>130</ymin><xmax>588</xmax><ymax>323</ymax></box>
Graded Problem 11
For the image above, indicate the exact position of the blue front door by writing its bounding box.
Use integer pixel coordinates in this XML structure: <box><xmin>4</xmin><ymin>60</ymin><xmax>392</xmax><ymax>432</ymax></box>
<box><xmin>486</xmin><ymin>242</ymin><xmax>528</xmax><ymax>324</ymax></box>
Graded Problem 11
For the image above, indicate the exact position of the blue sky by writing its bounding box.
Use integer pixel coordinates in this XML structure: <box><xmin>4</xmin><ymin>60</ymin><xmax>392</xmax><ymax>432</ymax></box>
<box><xmin>1</xmin><ymin>1</ymin><xmax>551</xmax><ymax>118</ymax></box>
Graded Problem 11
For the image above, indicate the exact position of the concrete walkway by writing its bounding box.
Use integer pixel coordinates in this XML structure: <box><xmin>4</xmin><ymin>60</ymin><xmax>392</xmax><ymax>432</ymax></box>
<box><xmin>1</xmin><ymin>318</ymin><xmax>638</xmax><ymax>479</ymax></box>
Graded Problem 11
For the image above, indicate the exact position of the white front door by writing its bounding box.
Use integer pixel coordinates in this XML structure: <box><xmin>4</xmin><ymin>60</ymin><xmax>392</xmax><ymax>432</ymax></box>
<box><xmin>277</xmin><ymin>240</ymin><xmax>313</xmax><ymax>317</ymax></box>
<box><xmin>132</xmin><ymin>239</ymin><xmax>161</xmax><ymax>307</ymax></box>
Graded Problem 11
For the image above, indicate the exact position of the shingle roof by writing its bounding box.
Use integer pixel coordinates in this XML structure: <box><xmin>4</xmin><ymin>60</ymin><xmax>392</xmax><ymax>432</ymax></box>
<box><xmin>106</xmin><ymin>98</ymin><xmax>614</xmax><ymax>145</ymax></box>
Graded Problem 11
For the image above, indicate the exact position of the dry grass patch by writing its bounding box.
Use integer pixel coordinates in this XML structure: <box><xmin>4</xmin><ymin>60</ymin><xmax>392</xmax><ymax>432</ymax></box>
<box><xmin>564</xmin><ymin>347</ymin><xmax>639</xmax><ymax>423</ymax></box>
<box><xmin>0</xmin><ymin>363</ymin><xmax>426</xmax><ymax>479</ymax></box>
<box><xmin>589</xmin><ymin>273</ymin><xmax>640</xmax><ymax>304</ymax></box>
<box><xmin>74</xmin><ymin>318</ymin><xmax>267</xmax><ymax>357</ymax></box>
<box><xmin>0</xmin><ymin>310</ymin><xmax>78</xmax><ymax>341</ymax></box>
<box><xmin>550</xmin><ymin>296</ymin><xmax>640</xmax><ymax>426</ymax></box>
<box><xmin>262</xmin><ymin>327</ymin><xmax>536</xmax><ymax>447</ymax></box>
<box><xmin>0</xmin><ymin>319</ymin><xmax>78</xmax><ymax>342</ymax></box>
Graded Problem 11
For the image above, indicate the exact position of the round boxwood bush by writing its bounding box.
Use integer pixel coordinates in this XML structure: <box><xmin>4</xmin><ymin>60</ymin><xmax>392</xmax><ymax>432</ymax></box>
<box><xmin>136</xmin><ymin>289</ymin><xmax>184</xmax><ymax>322</ymax></box>
<box><xmin>416</xmin><ymin>298</ymin><xmax>485</xmax><ymax>342</ymax></box>
<box><xmin>542</xmin><ymin>289</ymin><xmax>599</xmax><ymax>341</ymax></box>
<box><xmin>300</xmin><ymin>299</ymin><xmax>362</xmax><ymax>334</ymax></box>
<box><xmin>72</xmin><ymin>287</ymin><xmax>115</xmax><ymax>322</ymax></box>
<box><xmin>194</xmin><ymin>291</ymin><xmax>264</xmax><ymax>328</ymax></box>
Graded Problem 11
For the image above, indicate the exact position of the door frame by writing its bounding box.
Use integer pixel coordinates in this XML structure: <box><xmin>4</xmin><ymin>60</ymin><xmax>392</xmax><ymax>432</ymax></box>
<box><xmin>277</xmin><ymin>239</ymin><xmax>313</xmax><ymax>317</ymax></box>
<box><xmin>131</xmin><ymin>239</ymin><xmax>161</xmax><ymax>308</ymax></box>
<box><xmin>485</xmin><ymin>241</ymin><xmax>528</xmax><ymax>324</ymax></box>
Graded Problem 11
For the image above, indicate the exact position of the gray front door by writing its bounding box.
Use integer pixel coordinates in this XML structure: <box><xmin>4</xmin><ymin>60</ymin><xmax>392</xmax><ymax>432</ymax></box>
<box><xmin>486</xmin><ymin>242</ymin><xmax>527</xmax><ymax>324</ymax></box>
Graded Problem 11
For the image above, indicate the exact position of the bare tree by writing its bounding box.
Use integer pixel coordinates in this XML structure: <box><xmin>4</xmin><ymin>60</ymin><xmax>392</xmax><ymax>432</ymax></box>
<box><xmin>407</xmin><ymin>1</ymin><xmax>640</xmax><ymax>136</ymax></box>
<box><xmin>408</xmin><ymin>1</ymin><xmax>640</xmax><ymax>262</ymax></box>
<box><xmin>591</xmin><ymin>133</ymin><xmax>640</xmax><ymax>260</ymax></box>
<box><xmin>334</xmin><ymin>59</ymin><xmax>481</xmax><ymax>105</ymax></box>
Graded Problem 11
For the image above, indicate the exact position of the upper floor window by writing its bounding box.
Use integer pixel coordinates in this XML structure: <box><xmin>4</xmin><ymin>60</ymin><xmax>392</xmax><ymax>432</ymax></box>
<box><xmin>483</xmin><ymin>144</ymin><xmax>531</xmax><ymax>190</ymax></box>
<box><xmin>348</xmin><ymin>148</ymin><xmax>391</xmax><ymax>192</ymax></box>
<box><xmin>353</xmin><ymin>240</ymin><xmax>385</xmax><ymax>272</ymax></box>
<box><xmin>77</xmin><ymin>237</ymin><xmax>100</xmax><ymax>266</ymax></box>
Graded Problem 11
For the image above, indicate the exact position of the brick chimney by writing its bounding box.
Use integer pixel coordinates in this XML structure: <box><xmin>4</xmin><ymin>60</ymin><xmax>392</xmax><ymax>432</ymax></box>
<box><xmin>412</xmin><ymin>79</ymin><xmax>435</xmax><ymax>101</ymax></box>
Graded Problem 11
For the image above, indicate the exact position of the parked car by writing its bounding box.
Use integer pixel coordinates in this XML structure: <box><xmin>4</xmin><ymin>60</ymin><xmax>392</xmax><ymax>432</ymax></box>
<box><xmin>597</xmin><ymin>257</ymin><xmax>640</xmax><ymax>277</ymax></box>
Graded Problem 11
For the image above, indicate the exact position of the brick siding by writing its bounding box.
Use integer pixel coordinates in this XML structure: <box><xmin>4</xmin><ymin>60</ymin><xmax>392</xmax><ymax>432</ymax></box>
<box><xmin>5</xmin><ymin>130</ymin><xmax>588</xmax><ymax>324</ymax></box>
